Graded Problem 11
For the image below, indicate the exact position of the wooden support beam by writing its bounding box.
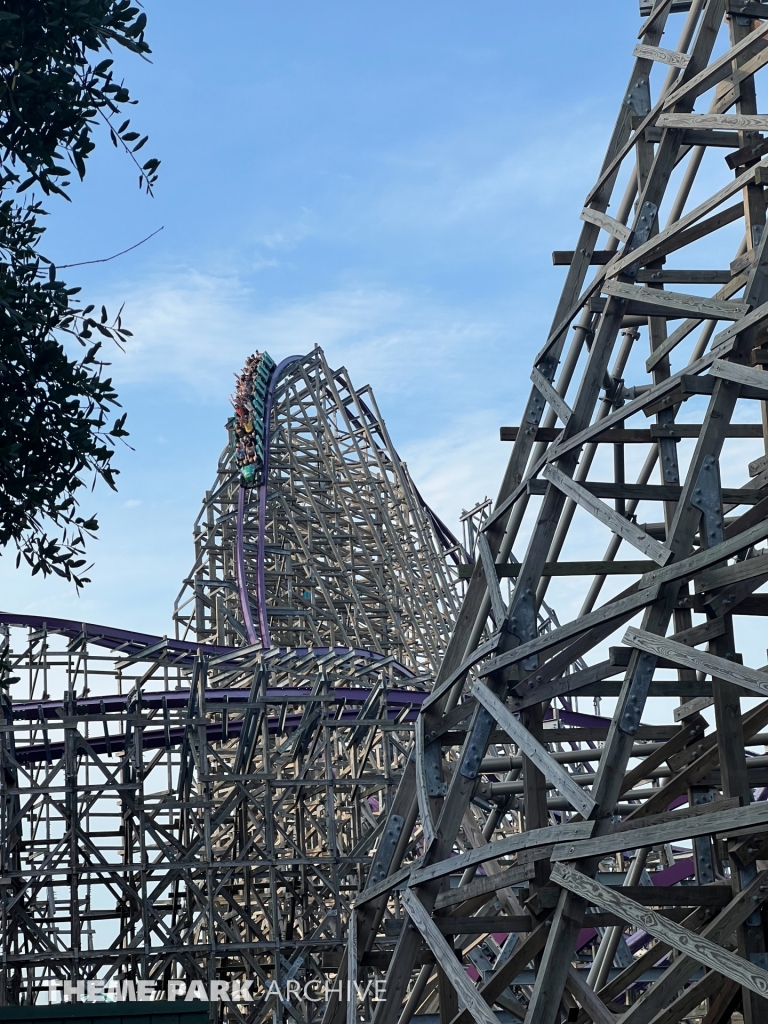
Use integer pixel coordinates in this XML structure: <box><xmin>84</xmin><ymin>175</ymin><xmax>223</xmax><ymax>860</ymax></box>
<box><xmin>603</xmin><ymin>279</ymin><xmax>750</xmax><ymax>320</ymax></box>
<box><xmin>470</xmin><ymin>682</ymin><xmax>597</xmax><ymax>818</ymax></box>
<box><xmin>530</xmin><ymin>367</ymin><xmax>573</xmax><ymax>425</ymax></box>
<box><xmin>551</xmin><ymin>800</ymin><xmax>768</xmax><ymax>861</ymax></box>
<box><xmin>552</xmin><ymin>863</ymin><xmax>768</xmax><ymax>1000</ymax></box>
<box><xmin>500</xmin><ymin>424</ymin><xmax>764</xmax><ymax>442</ymax></box>
<box><xmin>400</xmin><ymin>889</ymin><xmax>502</xmax><ymax>1024</ymax></box>
<box><xmin>542</xmin><ymin>464</ymin><xmax>673</xmax><ymax>564</ymax></box>
<box><xmin>624</xmin><ymin>625</ymin><xmax>768</xmax><ymax>699</ymax></box>
<box><xmin>580</xmin><ymin>207</ymin><xmax>632</xmax><ymax>243</ymax></box>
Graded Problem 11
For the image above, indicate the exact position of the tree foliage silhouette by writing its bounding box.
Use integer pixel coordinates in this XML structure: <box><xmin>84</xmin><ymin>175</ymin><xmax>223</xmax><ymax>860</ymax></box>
<box><xmin>0</xmin><ymin>1</ymin><xmax>159</xmax><ymax>586</ymax></box>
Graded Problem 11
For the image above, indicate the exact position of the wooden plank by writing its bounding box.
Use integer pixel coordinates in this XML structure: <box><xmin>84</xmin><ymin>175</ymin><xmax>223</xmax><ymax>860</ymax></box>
<box><xmin>400</xmin><ymin>889</ymin><xmax>502</xmax><ymax>1024</ymax></box>
<box><xmin>637</xmin><ymin>0</ymin><xmax>676</xmax><ymax>38</ymax></box>
<box><xmin>639</xmin><ymin>518</ymin><xmax>768</xmax><ymax>591</ymax></box>
<box><xmin>434</xmin><ymin>861</ymin><xmax>536</xmax><ymax>911</ymax></box>
<box><xmin>646</xmin><ymin>126</ymin><xmax>742</xmax><ymax>147</ymax></box>
<box><xmin>658</xmin><ymin>112</ymin><xmax>768</xmax><ymax>131</ymax></box>
<box><xmin>636</xmin><ymin>269</ymin><xmax>731</xmax><ymax>284</ymax></box>
<box><xmin>476</xmin><ymin>531</ymin><xmax>506</xmax><ymax>628</ymax></box>
<box><xmin>646</xmin><ymin>272</ymin><xmax>751</xmax><ymax>371</ymax></box>
<box><xmin>415</xmin><ymin>716</ymin><xmax>437</xmax><ymax>852</ymax></box>
<box><xmin>590</xmin><ymin>885</ymin><xmax>732</xmax><ymax>907</ymax></box>
<box><xmin>705</xmin><ymin>298</ymin><xmax>768</xmax><ymax>351</ymax></box>
<box><xmin>607</xmin><ymin>160</ymin><xmax>764</xmax><ymax>281</ymax></box>
<box><xmin>580</xmin><ymin>207</ymin><xmax>631</xmax><ymax>243</ymax></box>
<box><xmin>602</xmin><ymin>279</ymin><xmax>749</xmax><ymax>321</ymax></box>
<box><xmin>695</xmin><ymin>550</ymin><xmax>768</xmax><ymax>592</ymax></box>
<box><xmin>541</xmin><ymin>343</ymin><xmax>738</xmax><ymax>468</ymax></box>
<box><xmin>710</xmin><ymin>357</ymin><xmax>768</xmax><ymax>391</ymax></box>
<box><xmin>632</xmin><ymin>42</ymin><xmax>690</xmax><ymax>67</ymax></box>
<box><xmin>448</xmin><ymin>925</ymin><xmax>551</xmax><ymax>1024</ymax></box>
<box><xmin>421</xmin><ymin>633</ymin><xmax>502</xmax><ymax>712</ymax></box>
<box><xmin>552</xmin><ymin>251</ymin><xmax>614</xmax><ymax>266</ymax></box>
<box><xmin>565</xmin><ymin>966</ymin><xmax>616</xmax><ymax>1024</ymax></box>
<box><xmin>551</xmin><ymin>800</ymin><xmax>768</xmax><ymax>861</ymax></box>
<box><xmin>470</xmin><ymin>682</ymin><xmax>596</xmax><ymax>818</ymax></box>
<box><xmin>542</xmin><ymin>464</ymin><xmax>673</xmax><ymax>565</ymax></box>
<box><xmin>409</xmin><ymin>821</ymin><xmax>595</xmax><ymax>887</ymax></box>
<box><xmin>551</xmin><ymin>863</ymin><xmax>768</xmax><ymax>998</ymax></box>
<box><xmin>674</xmin><ymin>695</ymin><xmax>715</xmax><ymax>721</ymax></box>
<box><xmin>530</xmin><ymin>367</ymin><xmax>573</xmax><ymax>425</ymax></box>
<box><xmin>531</xmin><ymin>884</ymin><xmax>734</xmax><ymax>908</ymax></box>
<box><xmin>661</xmin><ymin>18</ymin><xmax>768</xmax><ymax>108</ymax></box>
<box><xmin>435</xmin><ymin>916</ymin><xmax>536</xmax><ymax>935</ymax></box>
<box><xmin>500</xmin><ymin>424</ymin><xmax>764</xmax><ymax>442</ymax></box>
<box><xmin>530</xmin><ymin>478</ymin><xmax>768</xmax><ymax>505</ymax></box>
<box><xmin>355</xmin><ymin>862</ymin><xmax>414</xmax><ymax>907</ymax></box>
<box><xmin>624</xmin><ymin>626</ymin><xmax>768</xmax><ymax>699</ymax></box>
<box><xmin>346</xmin><ymin>909</ymin><xmax>357</xmax><ymax>1024</ymax></box>
<box><xmin>458</xmin><ymin>560</ymin><xmax>656</xmax><ymax>579</ymax></box>
<box><xmin>480</xmin><ymin>584</ymin><xmax>661</xmax><ymax>677</ymax></box>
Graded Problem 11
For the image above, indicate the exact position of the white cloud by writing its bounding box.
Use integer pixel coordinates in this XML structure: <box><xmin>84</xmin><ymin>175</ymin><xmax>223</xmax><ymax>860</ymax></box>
<box><xmin>110</xmin><ymin>271</ymin><xmax>513</xmax><ymax>403</ymax></box>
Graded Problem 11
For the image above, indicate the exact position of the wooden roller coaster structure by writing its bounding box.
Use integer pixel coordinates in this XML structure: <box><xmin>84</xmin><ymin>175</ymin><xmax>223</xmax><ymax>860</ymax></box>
<box><xmin>327</xmin><ymin>4</ymin><xmax>768</xmax><ymax>1024</ymax></box>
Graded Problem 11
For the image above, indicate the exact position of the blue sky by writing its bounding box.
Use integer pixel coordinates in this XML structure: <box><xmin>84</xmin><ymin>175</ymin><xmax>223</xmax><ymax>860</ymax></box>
<box><xmin>2</xmin><ymin>1</ymin><xmax>639</xmax><ymax>633</ymax></box>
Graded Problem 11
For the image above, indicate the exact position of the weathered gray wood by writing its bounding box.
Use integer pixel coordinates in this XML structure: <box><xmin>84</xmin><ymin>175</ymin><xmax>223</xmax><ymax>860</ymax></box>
<box><xmin>542</xmin><ymin>464</ymin><xmax>673</xmax><ymax>565</ymax></box>
<box><xmin>421</xmin><ymin>633</ymin><xmax>502</xmax><ymax>712</ymax></box>
<box><xmin>347</xmin><ymin>909</ymin><xmax>357</xmax><ymax>1024</ymax></box>
<box><xmin>415</xmin><ymin>716</ymin><xmax>437</xmax><ymax>852</ymax></box>
<box><xmin>410</xmin><ymin>821</ymin><xmax>595</xmax><ymax>887</ymax></box>
<box><xmin>632</xmin><ymin>42</ymin><xmax>690</xmax><ymax>68</ymax></box>
<box><xmin>544</xmin><ymin>342</ymin><xmax>739</xmax><ymax>466</ymax></box>
<box><xmin>603</xmin><ymin>279</ymin><xmax>749</xmax><ymax>320</ymax></box>
<box><xmin>481</xmin><ymin>583</ymin><xmax>662</xmax><ymax>675</ymax></box>
<box><xmin>645</xmin><ymin>272</ymin><xmax>752</xmax><ymax>371</ymax></box>
<box><xmin>658</xmin><ymin>112</ymin><xmax>768</xmax><ymax>131</ymax></box>
<box><xmin>608</xmin><ymin>158</ymin><xmax>768</xmax><ymax>281</ymax></box>
<box><xmin>458</xmin><ymin>560</ymin><xmax>656</xmax><ymax>579</ymax></box>
<box><xmin>636</xmin><ymin>269</ymin><xmax>731</xmax><ymax>283</ymax></box>
<box><xmin>662</xmin><ymin>18</ymin><xmax>768</xmax><ymax>107</ymax></box>
<box><xmin>470</xmin><ymin>682</ymin><xmax>597</xmax><ymax>818</ymax></box>
<box><xmin>448</xmin><ymin>924</ymin><xmax>551</xmax><ymax>1024</ymax></box>
<box><xmin>551</xmin><ymin>800</ymin><xmax>768</xmax><ymax>861</ymax></box>
<box><xmin>551</xmin><ymin>863</ymin><xmax>768</xmax><ymax>998</ymax></box>
<box><xmin>565</xmin><ymin>966</ymin><xmax>616</xmax><ymax>1024</ymax></box>
<box><xmin>639</xmin><ymin>518</ymin><xmax>768</xmax><ymax>591</ymax></box>
<box><xmin>710</xmin><ymin>357</ymin><xmax>768</xmax><ymax>391</ymax></box>
<box><xmin>695</xmin><ymin>550</ymin><xmax>768</xmax><ymax>592</ymax></box>
<box><xmin>673</xmin><ymin>695</ymin><xmax>715</xmax><ymax>721</ymax></box>
<box><xmin>530</xmin><ymin>367</ymin><xmax>573</xmax><ymax>425</ymax></box>
<box><xmin>433</xmin><ymin>861</ymin><xmax>536</xmax><ymax>911</ymax></box>
<box><xmin>580</xmin><ymin>207</ymin><xmax>632</xmax><ymax>243</ymax></box>
<box><xmin>706</xmin><ymin>298</ymin><xmax>768</xmax><ymax>351</ymax></box>
<box><xmin>355</xmin><ymin>862</ymin><xmax>414</xmax><ymax>907</ymax></box>
<box><xmin>476</xmin><ymin>531</ymin><xmax>507</xmax><ymax>628</ymax></box>
<box><xmin>624</xmin><ymin>626</ymin><xmax>768</xmax><ymax>699</ymax></box>
<box><xmin>400</xmin><ymin>889</ymin><xmax>502</xmax><ymax>1024</ymax></box>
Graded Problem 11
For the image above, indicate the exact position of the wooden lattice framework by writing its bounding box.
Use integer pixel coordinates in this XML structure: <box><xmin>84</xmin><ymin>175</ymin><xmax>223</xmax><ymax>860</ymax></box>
<box><xmin>0</xmin><ymin>624</ymin><xmax>425</xmax><ymax>1020</ymax></box>
<box><xmin>173</xmin><ymin>346</ymin><xmax>462</xmax><ymax>674</ymax></box>
<box><xmin>0</xmin><ymin>346</ymin><xmax>468</xmax><ymax>1022</ymax></box>
<box><xmin>326</xmin><ymin>4</ymin><xmax>768</xmax><ymax>1024</ymax></box>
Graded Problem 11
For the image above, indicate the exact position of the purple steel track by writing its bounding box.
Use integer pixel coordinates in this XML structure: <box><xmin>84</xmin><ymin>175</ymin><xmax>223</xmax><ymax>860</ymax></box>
<box><xmin>0</xmin><ymin>612</ymin><xmax>415</xmax><ymax>676</ymax></box>
<box><xmin>236</xmin><ymin>354</ymin><xmax>302</xmax><ymax>648</ymax></box>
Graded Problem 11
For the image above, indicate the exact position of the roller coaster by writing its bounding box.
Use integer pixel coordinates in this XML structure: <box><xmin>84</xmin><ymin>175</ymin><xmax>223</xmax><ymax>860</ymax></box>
<box><xmin>0</xmin><ymin>347</ymin><xmax>464</xmax><ymax>1016</ymax></box>
<box><xmin>8</xmin><ymin>5</ymin><xmax>768</xmax><ymax>1024</ymax></box>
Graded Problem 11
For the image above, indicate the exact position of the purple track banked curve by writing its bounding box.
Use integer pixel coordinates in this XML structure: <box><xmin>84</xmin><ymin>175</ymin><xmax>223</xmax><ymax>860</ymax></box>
<box><xmin>0</xmin><ymin>612</ymin><xmax>415</xmax><ymax>676</ymax></box>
